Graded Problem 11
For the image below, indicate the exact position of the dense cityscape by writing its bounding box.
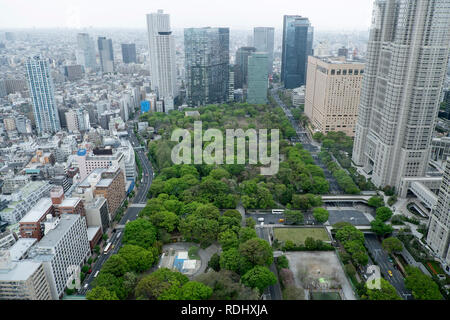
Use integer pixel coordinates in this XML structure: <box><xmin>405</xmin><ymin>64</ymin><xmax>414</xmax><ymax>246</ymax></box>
<box><xmin>0</xmin><ymin>0</ymin><xmax>449</xmax><ymax>306</ymax></box>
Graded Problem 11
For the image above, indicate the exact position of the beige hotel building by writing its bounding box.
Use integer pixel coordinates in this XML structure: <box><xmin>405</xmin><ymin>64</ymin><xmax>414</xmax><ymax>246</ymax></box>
<box><xmin>305</xmin><ymin>56</ymin><xmax>364</xmax><ymax>137</ymax></box>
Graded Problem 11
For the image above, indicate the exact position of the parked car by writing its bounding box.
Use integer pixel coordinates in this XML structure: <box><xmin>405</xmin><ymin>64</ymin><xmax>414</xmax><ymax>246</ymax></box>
<box><xmin>388</xmin><ymin>270</ymin><xmax>393</xmax><ymax>277</ymax></box>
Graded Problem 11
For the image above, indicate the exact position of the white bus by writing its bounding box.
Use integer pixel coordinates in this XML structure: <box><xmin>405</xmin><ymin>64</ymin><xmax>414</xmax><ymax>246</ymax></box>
<box><xmin>94</xmin><ymin>271</ymin><xmax>99</xmax><ymax>278</ymax></box>
<box><xmin>272</xmin><ymin>209</ymin><xmax>285</xmax><ymax>215</ymax></box>
<box><xmin>104</xmin><ymin>242</ymin><xmax>112</xmax><ymax>254</ymax></box>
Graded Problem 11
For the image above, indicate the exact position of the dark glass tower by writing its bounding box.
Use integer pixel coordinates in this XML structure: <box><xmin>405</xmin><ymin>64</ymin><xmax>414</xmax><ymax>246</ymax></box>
<box><xmin>184</xmin><ymin>27</ymin><xmax>230</xmax><ymax>106</ymax></box>
<box><xmin>121</xmin><ymin>43</ymin><xmax>137</xmax><ymax>64</ymax></box>
<box><xmin>281</xmin><ymin>16</ymin><xmax>313</xmax><ymax>89</ymax></box>
<box><xmin>234</xmin><ymin>47</ymin><xmax>256</xmax><ymax>89</ymax></box>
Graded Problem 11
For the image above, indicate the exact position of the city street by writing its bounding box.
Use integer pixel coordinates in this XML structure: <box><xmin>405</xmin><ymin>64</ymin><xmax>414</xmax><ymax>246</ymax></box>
<box><xmin>364</xmin><ymin>234</ymin><xmax>412</xmax><ymax>300</ymax></box>
<box><xmin>78</xmin><ymin>122</ymin><xmax>153</xmax><ymax>295</ymax></box>
<box><xmin>270</xmin><ymin>87</ymin><xmax>343</xmax><ymax>194</ymax></box>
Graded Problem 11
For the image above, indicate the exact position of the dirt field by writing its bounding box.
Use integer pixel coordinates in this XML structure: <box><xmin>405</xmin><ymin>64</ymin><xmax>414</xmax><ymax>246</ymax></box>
<box><xmin>284</xmin><ymin>251</ymin><xmax>356</xmax><ymax>300</ymax></box>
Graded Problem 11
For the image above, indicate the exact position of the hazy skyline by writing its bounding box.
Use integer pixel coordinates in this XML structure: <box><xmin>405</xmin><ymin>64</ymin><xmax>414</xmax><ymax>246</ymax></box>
<box><xmin>0</xmin><ymin>0</ymin><xmax>374</xmax><ymax>31</ymax></box>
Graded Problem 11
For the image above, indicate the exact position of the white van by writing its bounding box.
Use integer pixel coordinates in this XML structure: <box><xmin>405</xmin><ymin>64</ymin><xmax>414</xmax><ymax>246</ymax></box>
<box><xmin>258</xmin><ymin>218</ymin><xmax>264</xmax><ymax>222</ymax></box>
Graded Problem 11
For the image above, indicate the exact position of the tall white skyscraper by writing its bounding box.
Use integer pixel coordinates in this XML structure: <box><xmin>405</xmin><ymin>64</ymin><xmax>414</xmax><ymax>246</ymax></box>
<box><xmin>253</xmin><ymin>27</ymin><xmax>275</xmax><ymax>75</ymax></box>
<box><xmin>352</xmin><ymin>0</ymin><xmax>450</xmax><ymax>194</ymax></box>
<box><xmin>427</xmin><ymin>158</ymin><xmax>450</xmax><ymax>271</ymax></box>
<box><xmin>25</xmin><ymin>56</ymin><xmax>61</xmax><ymax>134</ymax></box>
<box><xmin>76</xmin><ymin>33</ymin><xmax>97</xmax><ymax>72</ymax></box>
<box><xmin>146</xmin><ymin>10</ymin><xmax>178</xmax><ymax>103</ymax></box>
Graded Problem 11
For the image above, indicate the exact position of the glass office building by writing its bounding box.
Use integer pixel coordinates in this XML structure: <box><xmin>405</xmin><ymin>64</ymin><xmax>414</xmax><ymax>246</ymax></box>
<box><xmin>184</xmin><ymin>27</ymin><xmax>230</xmax><ymax>106</ymax></box>
<box><xmin>281</xmin><ymin>16</ymin><xmax>313</xmax><ymax>89</ymax></box>
<box><xmin>247</xmin><ymin>53</ymin><xmax>269</xmax><ymax>104</ymax></box>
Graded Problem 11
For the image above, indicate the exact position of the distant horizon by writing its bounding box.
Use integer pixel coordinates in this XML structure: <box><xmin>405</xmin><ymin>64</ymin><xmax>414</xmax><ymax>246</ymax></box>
<box><xmin>0</xmin><ymin>0</ymin><xmax>374</xmax><ymax>31</ymax></box>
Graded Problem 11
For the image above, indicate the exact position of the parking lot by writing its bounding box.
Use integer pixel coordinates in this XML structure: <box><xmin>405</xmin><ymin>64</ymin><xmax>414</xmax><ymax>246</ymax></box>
<box><xmin>327</xmin><ymin>209</ymin><xmax>371</xmax><ymax>226</ymax></box>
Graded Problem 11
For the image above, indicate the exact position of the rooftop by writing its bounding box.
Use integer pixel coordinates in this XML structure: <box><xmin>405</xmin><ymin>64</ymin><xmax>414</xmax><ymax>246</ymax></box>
<box><xmin>0</xmin><ymin>260</ymin><xmax>42</xmax><ymax>281</ymax></box>
<box><xmin>59</xmin><ymin>198</ymin><xmax>81</xmax><ymax>208</ymax></box>
<box><xmin>8</xmin><ymin>238</ymin><xmax>37</xmax><ymax>261</ymax></box>
<box><xmin>19</xmin><ymin>198</ymin><xmax>53</xmax><ymax>223</ymax></box>
<box><xmin>96</xmin><ymin>178</ymin><xmax>113</xmax><ymax>188</ymax></box>
<box><xmin>87</xmin><ymin>226</ymin><xmax>101</xmax><ymax>241</ymax></box>
<box><xmin>34</xmin><ymin>214</ymin><xmax>81</xmax><ymax>248</ymax></box>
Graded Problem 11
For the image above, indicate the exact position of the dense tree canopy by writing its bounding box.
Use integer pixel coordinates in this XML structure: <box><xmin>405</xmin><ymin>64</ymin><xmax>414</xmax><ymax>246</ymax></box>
<box><xmin>123</xmin><ymin>219</ymin><xmax>158</xmax><ymax>249</ymax></box>
<box><xmin>241</xmin><ymin>266</ymin><xmax>277</xmax><ymax>293</ymax></box>
<box><xmin>86</xmin><ymin>286</ymin><xmax>119</xmax><ymax>300</ymax></box>
<box><xmin>382</xmin><ymin>237</ymin><xmax>403</xmax><ymax>254</ymax></box>
<box><xmin>313</xmin><ymin>208</ymin><xmax>329</xmax><ymax>223</ymax></box>
<box><xmin>404</xmin><ymin>266</ymin><xmax>443</xmax><ymax>300</ymax></box>
<box><xmin>365</xmin><ymin>278</ymin><xmax>401</xmax><ymax>300</ymax></box>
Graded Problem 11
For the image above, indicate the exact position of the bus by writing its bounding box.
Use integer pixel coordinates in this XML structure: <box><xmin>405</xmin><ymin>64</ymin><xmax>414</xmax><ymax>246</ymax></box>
<box><xmin>94</xmin><ymin>271</ymin><xmax>99</xmax><ymax>278</ymax></box>
<box><xmin>104</xmin><ymin>242</ymin><xmax>112</xmax><ymax>254</ymax></box>
<box><xmin>272</xmin><ymin>209</ymin><xmax>285</xmax><ymax>215</ymax></box>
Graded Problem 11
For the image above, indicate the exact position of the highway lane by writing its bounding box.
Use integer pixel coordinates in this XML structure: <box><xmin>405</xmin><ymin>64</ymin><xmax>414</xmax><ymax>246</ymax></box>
<box><xmin>364</xmin><ymin>234</ymin><xmax>412</xmax><ymax>300</ymax></box>
<box><xmin>78</xmin><ymin>124</ymin><xmax>153</xmax><ymax>295</ymax></box>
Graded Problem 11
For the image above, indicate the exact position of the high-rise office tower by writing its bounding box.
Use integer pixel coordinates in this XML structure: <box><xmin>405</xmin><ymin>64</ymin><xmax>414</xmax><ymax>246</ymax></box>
<box><xmin>25</xmin><ymin>56</ymin><xmax>61</xmax><ymax>134</ymax></box>
<box><xmin>427</xmin><ymin>158</ymin><xmax>450</xmax><ymax>271</ymax></box>
<box><xmin>121</xmin><ymin>43</ymin><xmax>137</xmax><ymax>64</ymax></box>
<box><xmin>234</xmin><ymin>47</ymin><xmax>256</xmax><ymax>89</ymax></box>
<box><xmin>305</xmin><ymin>56</ymin><xmax>365</xmax><ymax>137</ymax></box>
<box><xmin>184</xmin><ymin>27</ymin><xmax>230</xmax><ymax>106</ymax></box>
<box><xmin>281</xmin><ymin>15</ymin><xmax>313</xmax><ymax>89</ymax></box>
<box><xmin>352</xmin><ymin>0</ymin><xmax>450</xmax><ymax>193</ymax></box>
<box><xmin>146</xmin><ymin>10</ymin><xmax>178</xmax><ymax>102</ymax></box>
<box><xmin>97</xmin><ymin>37</ymin><xmax>114</xmax><ymax>74</ymax></box>
<box><xmin>253</xmin><ymin>27</ymin><xmax>275</xmax><ymax>75</ymax></box>
<box><xmin>247</xmin><ymin>53</ymin><xmax>269</xmax><ymax>104</ymax></box>
<box><xmin>76</xmin><ymin>33</ymin><xmax>97</xmax><ymax>72</ymax></box>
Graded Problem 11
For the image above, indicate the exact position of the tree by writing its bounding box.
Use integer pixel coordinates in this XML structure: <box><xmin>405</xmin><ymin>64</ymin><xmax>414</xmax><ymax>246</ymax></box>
<box><xmin>382</xmin><ymin>237</ymin><xmax>403</xmax><ymax>254</ymax></box>
<box><xmin>219</xmin><ymin>248</ymin><xmax>242</xmax><ymax>273</ymax></box>
<box><xmin>245</xmin><ymin>218</ymin><xmax>256</xmax><ymax>229</ymax></box>
<box><xmin>102</xmin><ymin>254</ymin><xmax>129</xmax><ymax>277</ymax></box>
<box><xmin>123</xmin><ymin>219</ymin><xmax>157</xmax><ymax>249</ymax></box>
<box><xmin>241</xmin><ymin>266</ymin><xmax>277</xmax><ymax>293</ymax></box>
<box><xmin>304</xmin><ymin>237</ymin><xmax>317</xmax><ymax>250</ymax></box>
<box><xmin>239</xmin><ymin>238</ymin><xmax>273</xmax><ymax>267</ymax></box>
<box><xmin>365</xmin><ymin>278</ymin><xmax>401</xmax><ymax>300</ymax></box>
<box><xmin>218</xmin><ymin>230</ymin><xmax>239</xmax><ymax>251</ymax></box>
<box><xmin>195</xmin><ymin>270</ymin><xmax>259</xmax><ymax>300</ymax></box>
<box><xmin>368</xmin><ymin>196</ymin><xmax>384</xmax><ymax>208</ymax></box>
<box><xmin>313</xmin><ymin>208</ymin><xmax>329</xmax><ymax>223</ymax></box>
<box><xmin>276</xmin><ymin>255</ymin><xmax>289</xmax><ymax>270</ymax></box>
<box><xmin>285</xmin><ymin>210</ymin><xmax>304</xmax><ymax>225</ymax></box>
<box><xmin>375</xmin><ymin>207</ymin><xmax>393</xmax><ymax>222</ymax></box>
<box><xmin>86</xmin><ymin>286</ymin><xmax>119</xmax><ymax>300</ymax></box>
<box><xmin>179</xmin><ymin>281</ymin><xmax>213</xmax><ymax>300</ymax></box>
<box><xmin>135</xmin><ymin>268</ymin><xmax>189</xmax><ymax>300</ymax></box>
<box><xmin>371</xmin><ymin>219</ymin><xmax>394</xmax><ymax>236</ymax></box>
<box><xmin>179</xmin><ymin>215</ymin><xmax>220</xmax><ymax>246</ymax></box>
<box><xmin>208</xmin><ymin>253</ymin><xmax>221</xmax><ymax>272</ymax></box>
<box><xmin>93</xmin><ymin>272</ymin><xmax>127</xmax><ymax>300</ymax></box>
<box><xmin>404</xmin><ymin>266</ymin><xmax>443</xmax><ymax>300</ymax></box>
<box><xmin>335</xmin><ymin>225</ymin><xmax>365</xmax><ymax>243</ymax></box>
<box><xmin>149</xmin><ymin>210</ymin><xmax>179</xmax><ymax>233</ymax></box>
<box><xmin>239</xmin><ymin>227</ymin><xmax>258</xmax><ymax>243</ymax></box>
<box><xmin>118</xmin><ymin>245</ymin><xmax>155</xmax><ymax>273</ymax></box>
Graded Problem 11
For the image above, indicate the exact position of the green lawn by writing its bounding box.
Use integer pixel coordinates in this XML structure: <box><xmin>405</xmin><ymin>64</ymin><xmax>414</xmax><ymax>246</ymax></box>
<box><xmin>310</xmin><ymin>291</ymin><xmax>341</xmax><ymax>300</ymax></box>
<box><xmin>273</xmin><ymin>227</ymin><xmax>330</xmax><ymax>245</ymax></box>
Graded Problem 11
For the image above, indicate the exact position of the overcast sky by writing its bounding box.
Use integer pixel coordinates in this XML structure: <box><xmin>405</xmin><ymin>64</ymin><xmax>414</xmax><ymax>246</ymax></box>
<box><xmin>0</xmin><ymin>0</ymin><xmax>374</xmax><ymax>31</ymax></box>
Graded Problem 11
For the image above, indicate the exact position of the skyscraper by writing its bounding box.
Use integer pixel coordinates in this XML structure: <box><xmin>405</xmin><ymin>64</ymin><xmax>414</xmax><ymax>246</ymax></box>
<box><xmin>76</xmin><ymin>33</ymin><xmax>97</xmax><ymax>72</ymax></box>
<box><xmin>253</xmin><ymin>27</ymin><xmax>275</xmax><ymax>75</ymax></box>
<box><xmin>305</xmin><ymin>56</ymin><xmax>364</xmax><ymax>137</ymax></box>
<box><xmin>427</xmin><ymin>158</ymin><xmax>450</xmax><ymax>271</ymax></box>
<box><xmin>184</xmin><ymin>27</ymin><xmax>230</xmax><ymax>106</ymax></box>
<box><xmin>121</xmin><ymin>43</ymin><xmax>137</xmax><ymax>64</ymax></box>
<box><xmin>247</xmin><ymin>53</ymin><xmax>269</xmax><ymax>105</ymax></box>
<box><xmin>352</xmin><ymin>0</ymin><xmax>450</xmax><ymax>193</ymax></box>
<box><xmin>146</xmin><ymin>10</ymin><xmax>178</xmax><ymax>102</ymax></box>
<box><xmin>25</xmin><ymin>56</ymin><xmax>61</xmax><ymax>134</ymax></box>
<box><xmin>97</xmin><ymin>37</ymin><xmax>114</xmax><ymax>74</ymax></box>
<box><xmin>281</xmin><ymin>15</ymin><xmax>313</xmax><ymax>89</ymax></box>
<box><xmin>234</xmin><ymin>47</ymin><xmax>256</xmax><ymax>89</ymax></box>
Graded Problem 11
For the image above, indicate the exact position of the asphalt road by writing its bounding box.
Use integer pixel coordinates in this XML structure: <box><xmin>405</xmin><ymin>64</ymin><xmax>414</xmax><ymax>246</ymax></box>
<box><xmin>78</xmin><ymin>123</ymin><xmax>153</xmax><ymax>295</ymax></box>
<box><xmin>328</xmin><ymin>209</ymin><xmax>370</xmax><ymax>226</ymax></box>
<box><xmin>364</xmin><ymin>234</ymin><xmax>413</xmax><ymax>300</ymax></box>
<box><xmin>270</xmin><ymin>87</ymin><xmax>343</xmax><ymax>194</ymax></box>
<box><xmin>256</xmin><ymin>226</ymin><xmax>283</xmax><ymax>300</ymax></box>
